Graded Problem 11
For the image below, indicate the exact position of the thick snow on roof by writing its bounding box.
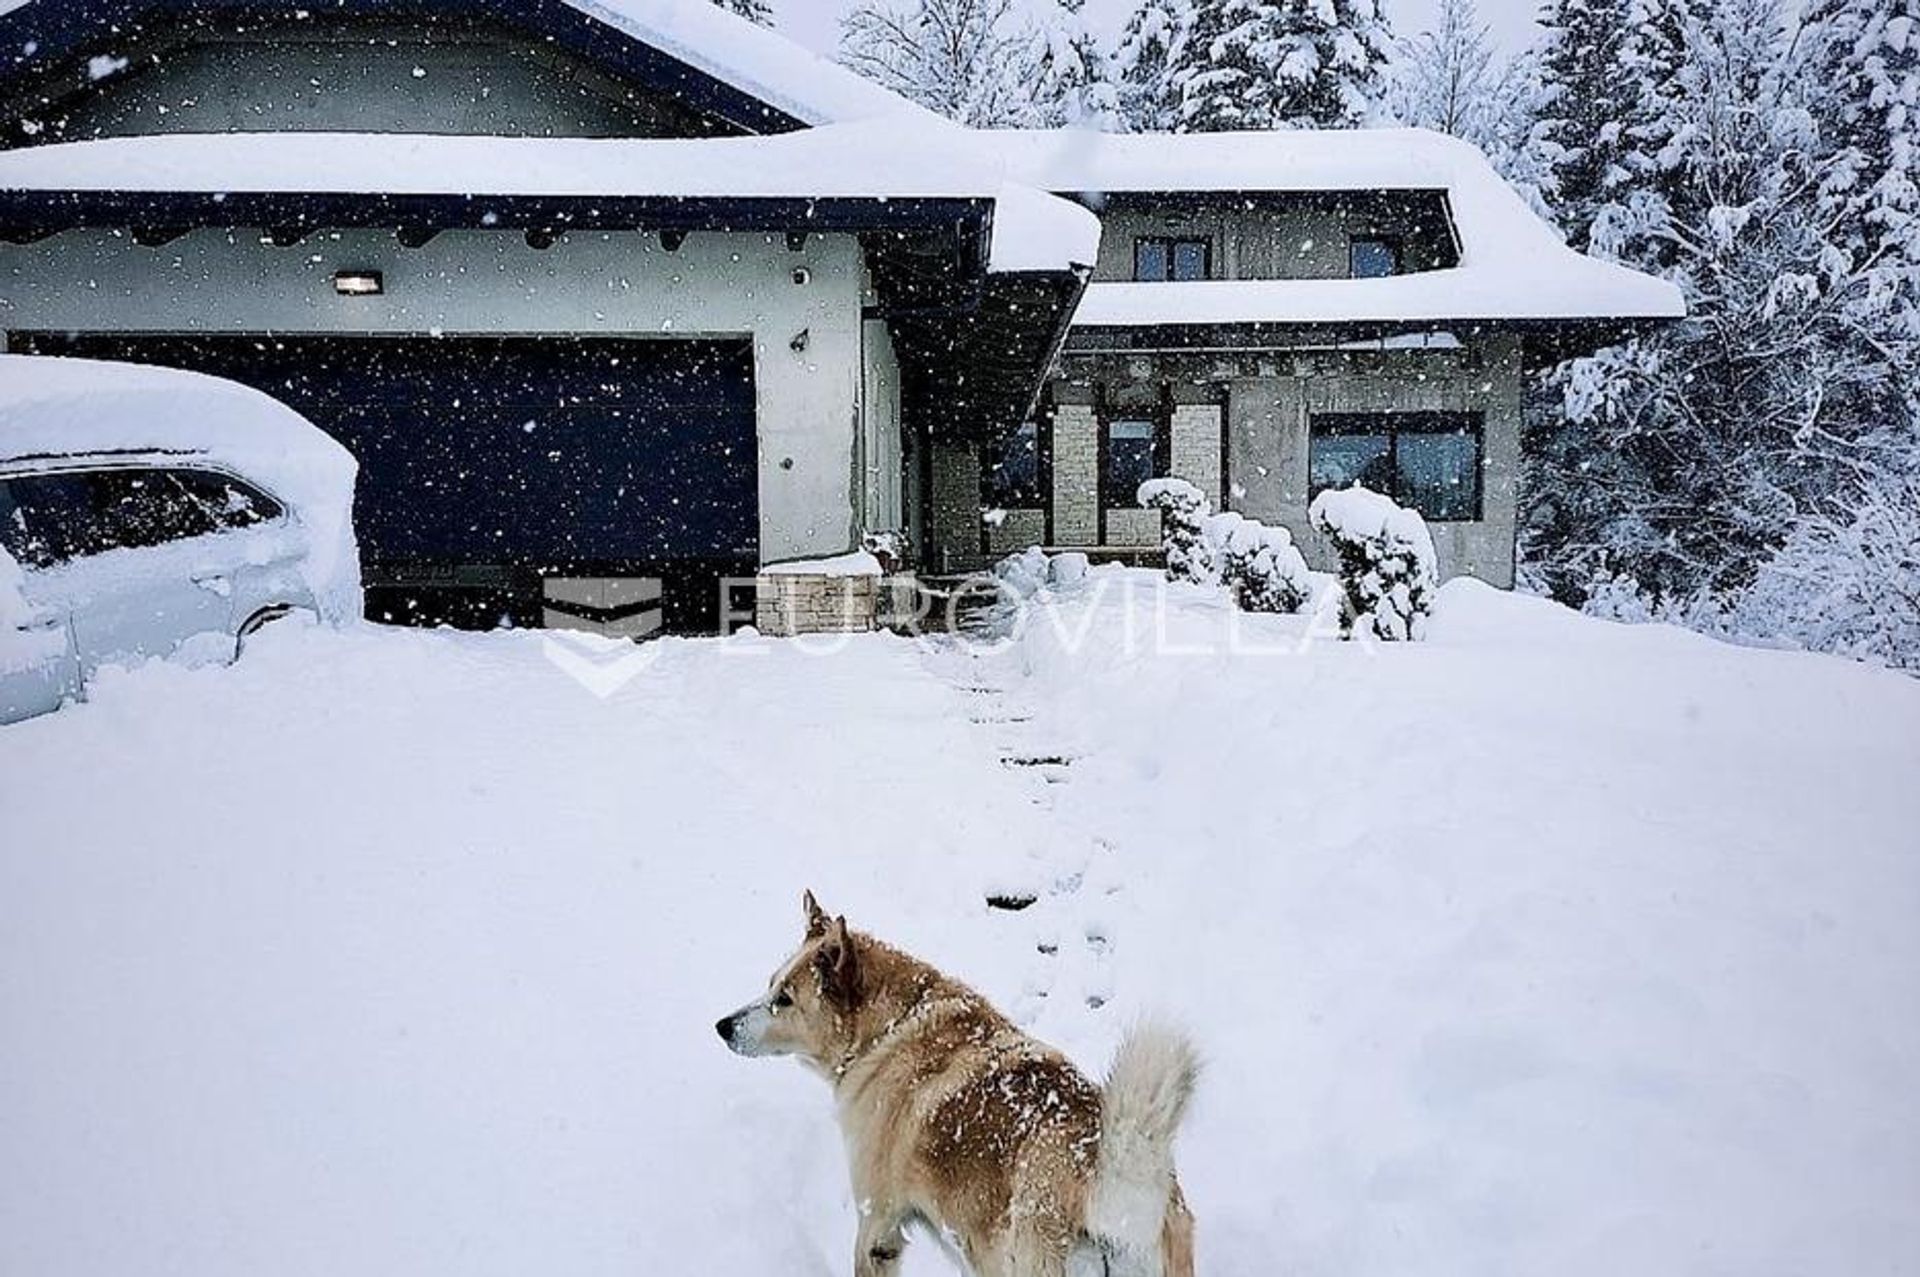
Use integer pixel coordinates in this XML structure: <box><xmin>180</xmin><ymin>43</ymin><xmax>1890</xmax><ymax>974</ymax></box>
<box><xmin>570</xmin><ymin>0</ymin><xmax>928</xmax><ymax>127</ymax></box>
<box><xmin>0</xmin><ymin>0</ymin><xmax>923</xmax><ymax>128</ymax></box>
<box><xmin>0</xmin><ymin>124</ymin><xmax>1101</xmax><ymax>274</ymax></box>
<box><xmin>1073</xmin><ymin>265</ymin><xmax>1679</xmax><ymax>328</ymax></box>
<box><xmin>0</xmin><ymin>354</ymin><xmax>360</xmax><ymax>618</ymax></box>
<box><xmin>989</xmin><ymin>127</ymin><xmax>1685</xmax><ymax>327</ymax></box>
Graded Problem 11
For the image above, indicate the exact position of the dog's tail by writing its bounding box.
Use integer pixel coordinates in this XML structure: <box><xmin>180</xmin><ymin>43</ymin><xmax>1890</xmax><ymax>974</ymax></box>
<box><xmin>1086</xmin><ymin>1022</ymin><xmax>1199</xmax><ymax>1276</ymax></box>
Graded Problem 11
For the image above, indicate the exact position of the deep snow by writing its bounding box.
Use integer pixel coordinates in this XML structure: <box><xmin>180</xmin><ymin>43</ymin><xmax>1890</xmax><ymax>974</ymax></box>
<box><xmin>2</xmin><ymin>574</ymin><xmax>1917</xmax><ymax>1276</ymax></box>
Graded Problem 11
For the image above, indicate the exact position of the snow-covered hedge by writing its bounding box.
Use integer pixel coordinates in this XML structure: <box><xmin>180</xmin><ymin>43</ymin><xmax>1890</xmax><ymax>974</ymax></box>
<box><xmin>1136</xmin><ymin>477</ymin><xmax>1215</xmax><ymax>584</ymax></box>
<box><xmin>1204</xmin><ymin>511</ymin><xmax>1313</xmax><ymax>613</ymax></box>
<box><xmin>1308</xmin><ymin>485</ymin><xmax>1438</xmax><ymax>641</ymax></box>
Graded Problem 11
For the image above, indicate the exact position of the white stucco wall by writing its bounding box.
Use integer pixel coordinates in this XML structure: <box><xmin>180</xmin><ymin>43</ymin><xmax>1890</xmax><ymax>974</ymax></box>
<box><xmin>0</xmin><ymin>228</ymin><xmax>874</xmax><ymax>564</ymax></box>
<box><xmin>859</xmin><ymin>317</ymin><xmax>904</xmax><ymax>538</ymax></box>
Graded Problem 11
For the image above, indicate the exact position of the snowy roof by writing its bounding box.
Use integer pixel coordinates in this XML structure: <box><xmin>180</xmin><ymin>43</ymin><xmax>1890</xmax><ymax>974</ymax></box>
<box><xmin>565</xmin><ymin>0</ymin><xmax>931</xmax><ymax>127</ymax></box>
<box><xmin>0</xmin><ymin>0</ymin><xmax>928</xmax><ymax>130</ymax></box>
<box><xmin>0</xmin><ymin>124</ymin><xmax>1101</xmax><ymax>274</ymax></box>
<box><xmin>987</xmin><ymin>127</ymin><xmax>1685</xmax><ymax>328</ymax></box>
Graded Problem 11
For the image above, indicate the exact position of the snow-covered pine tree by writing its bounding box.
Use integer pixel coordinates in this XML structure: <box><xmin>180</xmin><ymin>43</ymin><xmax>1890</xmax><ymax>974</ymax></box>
<box><xmin>1172</xmin><ymin>0</ymin><xmax>1392</xmax><ymax>131</ymax></box>
<box><xmin>838</xmin><ymin>0</ymin><xmax>1044</xmax><ymax>127</ymax></box>
<box><xmin>1114</xmin><ymin>0</ymin><xmax>1193</xmax><ymax>131</ymax></box>
<box><xmin>711</xmin><ymin>0</ymin><xmax>774</xmax><ymax>25</ymax></box>
<box><xmin>1523</xmin><ymin>0</ymin><xmax>1902</xmax><ymax>616</ymax></box>
<box><xmin>1533</xmin><ymin>0</ymin><xmax>1637</xmax><ymax>250</ymax></box>
<box><xmin>1387</xmin><ymin>0</ymin><xmax>1554</xmax><ymax>213</ymax></box>
<box><xmin>1805</xmin><ymin>0</ymin><xmax>1920</xmax><ymax>274</ymax></box>
<box><xmin>1731</xmin><ymin>0</ymin><xmax>1920</xmax><ymax>667</ymax></box>
<box><xmin>1030</xmin><ymin>0</ymin><xmax>1122</xmax><ymax>128</ymax></box>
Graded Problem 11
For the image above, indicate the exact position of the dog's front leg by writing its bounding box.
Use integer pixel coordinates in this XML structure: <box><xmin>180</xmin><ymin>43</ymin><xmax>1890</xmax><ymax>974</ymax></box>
<box><xmin>853</xmin><ymin>1205</ymin><xmax>908</xmax><ymax>1277</ymax></box>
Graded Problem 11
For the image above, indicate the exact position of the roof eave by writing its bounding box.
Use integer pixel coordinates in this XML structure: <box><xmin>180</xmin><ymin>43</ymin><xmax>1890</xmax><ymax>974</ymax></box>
<box><xmin>1063</xmin><ymin>313</ymin><xmax>1684</xmax><ymax>367</ymax></box>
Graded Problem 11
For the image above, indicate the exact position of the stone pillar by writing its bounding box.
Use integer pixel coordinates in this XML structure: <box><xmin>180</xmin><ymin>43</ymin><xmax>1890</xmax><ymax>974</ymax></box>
<box><xmin>1051</xmin><ymin>404</ymin><xmax>1099</xmax><ymax>545</ymax></box>
<box><xmin>1169</xmin><ymin>403</ymin><xmax>1224</xmax><ymax>507</ymax></box>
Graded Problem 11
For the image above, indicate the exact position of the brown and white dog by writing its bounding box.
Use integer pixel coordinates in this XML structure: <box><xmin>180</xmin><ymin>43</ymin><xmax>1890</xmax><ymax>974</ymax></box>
<box><xmin>716</xmin><ymin>892</ymin><xmax>1197</xmax><ymax>1277</ymax></box>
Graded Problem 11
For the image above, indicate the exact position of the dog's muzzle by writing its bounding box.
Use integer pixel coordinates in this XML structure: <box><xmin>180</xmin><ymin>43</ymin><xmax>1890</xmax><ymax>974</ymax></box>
<box><xmin>715</xmin><ymin>1003</ymin><xmax>778</xmax><ymax>1056</ymax></box>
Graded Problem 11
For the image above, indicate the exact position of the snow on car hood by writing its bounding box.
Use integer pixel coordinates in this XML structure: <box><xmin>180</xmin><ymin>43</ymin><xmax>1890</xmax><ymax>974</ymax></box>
<box><xmin>0</xmin><ymin>355</ymin><xmax>361</xmax><ymax>622</ymax></box>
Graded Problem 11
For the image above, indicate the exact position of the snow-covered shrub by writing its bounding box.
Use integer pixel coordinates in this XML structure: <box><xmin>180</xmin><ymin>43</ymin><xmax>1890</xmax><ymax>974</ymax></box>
<box><xmin>992</xmin><ymin>546</ymin><xmax>1054</xmax><ymax>600</ymax></box>
<box><xmin>1308</xmin><ymin>485</ymin><xmax>1438</xmax><ymax>641</ymax></box>
<box><xmin>1048</xmin><ymin>552</ymin><xmax>1090</xmax><ymax>588</ymax></box>
<box><xmin>1136</xmin><ymin>477</ymin><xmax>1215</xmax><ymax>584</ymax></box>
<box><xmin>1204</xmin><ymin>512</ymin><xmax>1312</xmax><ymax>614</ymax></box>
<box><xmin>1734</xmin><ymin>474</ymin><xmax>1920</xmax><ymax>672</ymax></box>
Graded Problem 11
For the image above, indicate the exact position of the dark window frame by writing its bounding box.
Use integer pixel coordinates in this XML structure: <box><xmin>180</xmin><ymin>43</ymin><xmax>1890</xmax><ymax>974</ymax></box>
<box><xmin>981</xmin><ymin>414</ymin><xmax>1050</xmax><ymax>513</ymax></box>
<box><xmin>1308</xmin><ymin>411</ymin><xmax>1485</xmax><ymax>523</ymax></box>
<box><xmin>1348</xmin><ymin>235</ymin><xmax>1403</xmax><ymax>279</ymax></box>
<box><xmin>1094</xmin><ymin>383</ymin><xmax>1179</xmax><ymax>543</ymax></box>
<box><xmin>1133</xmin><ymin>236</ymin><xmax>1213</xmax><ymax>282</ymax></box>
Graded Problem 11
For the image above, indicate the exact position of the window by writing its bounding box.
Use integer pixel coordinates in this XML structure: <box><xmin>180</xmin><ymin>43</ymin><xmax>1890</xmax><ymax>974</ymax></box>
<box><xmin>985</xmin><ymin>420</ymin><xmax>1044</xmax><ymax>509</ymax></box>
<box><xmin>1104</xmin><ymin>418</ymin><xmax>1158</xmax><ymax>503</ymax></box>
<box><xmin>0</xmin><ymin>473</ymin><xmax>106</xmax><ymax>567</ymax></box>
<box><xmin>172</xmin><ymin>469</ymin><xmax>285</xmax><ymax>530</ymax></box>
<box><xmin>1309</xmin><ymin>412</ymin><xmax>1483</xmax><ymax>521</ymax></box>
<box><xmin>88</xmin><ymin>469</ymin><xmax>219</xmax><ymax>550</ymax></box>
<box><xmin>1134</xmin><ymin>237</ymin><xmax>1211</xmax><ymax>282</ymax></box>
<box><xmin>1349</xmin><ymin>237</ymin><xmax>1401</xmax><ymax>279</ymax></box>
<box><xmin>0</xmin><ymin>467</ymin><xmax>233</xmax><ymax>568</ymax></box>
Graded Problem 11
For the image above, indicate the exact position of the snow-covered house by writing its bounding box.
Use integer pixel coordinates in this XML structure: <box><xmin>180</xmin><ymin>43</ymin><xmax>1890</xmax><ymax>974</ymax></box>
<box><xmin>0</xmin><ymin>1</ymin><xmax>1681</xmax><ymax>635</ymax></box>
<box><xmin>936</xmin><ymin>129</ymin><xmax>1685</xmax><ymax>587</ymax></box>
<box><xmin>0</xmin><ymin>0</ymin><xmax>1096</xmax><ymax>633</ymax></box>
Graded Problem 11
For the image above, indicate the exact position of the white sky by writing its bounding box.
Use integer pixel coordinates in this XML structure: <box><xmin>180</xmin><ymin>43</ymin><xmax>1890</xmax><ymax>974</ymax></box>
<box><xmin>772</xmin><ymin>0</ymin><xmax>1546</xmax><ymax>62</ymax></box>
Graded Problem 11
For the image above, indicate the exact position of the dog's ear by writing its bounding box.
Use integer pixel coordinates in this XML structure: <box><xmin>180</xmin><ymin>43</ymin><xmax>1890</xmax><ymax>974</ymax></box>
<box><xmin>814</xmin><ymin>915</ymin><xmax>861</xmax><ymax>1005</ymax></box>
<box><xmin>802</xmin><ymin>890</ymin><xmax>830</xmax><ymax>939</ymax></box>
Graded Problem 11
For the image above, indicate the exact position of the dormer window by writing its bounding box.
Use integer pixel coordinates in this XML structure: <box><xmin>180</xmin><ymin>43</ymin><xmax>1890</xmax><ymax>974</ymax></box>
<box><xmin>1349</xmin><ymin>237</ymin><xmax>1401</xmax><ymax>278</ymax></box>
<box><xmin>1134</xmin><ymin>237</ymin><xmax>1211</xmax><ymax>282</ymax></box>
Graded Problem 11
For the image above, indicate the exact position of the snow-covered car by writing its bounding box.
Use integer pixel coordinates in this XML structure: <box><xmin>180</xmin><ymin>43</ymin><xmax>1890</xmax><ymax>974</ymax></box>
<box><xmin>0</xmin><ymin>355</ymin><xmax>359</xmax><ymax>724</ymax></box>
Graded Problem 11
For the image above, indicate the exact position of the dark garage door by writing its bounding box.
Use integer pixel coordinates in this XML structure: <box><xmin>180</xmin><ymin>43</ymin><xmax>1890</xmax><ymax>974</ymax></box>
<box><xmin>8</xmin><ymin>333</ymin><xmax>759</xmax><ymax>633</ymax></box>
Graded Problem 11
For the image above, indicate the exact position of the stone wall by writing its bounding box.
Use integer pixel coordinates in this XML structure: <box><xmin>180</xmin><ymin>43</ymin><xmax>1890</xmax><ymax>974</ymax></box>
<box><xmin>754</xmin><ymin>574</ymin><xmax>880</xmax><ymax>637</ymax></box>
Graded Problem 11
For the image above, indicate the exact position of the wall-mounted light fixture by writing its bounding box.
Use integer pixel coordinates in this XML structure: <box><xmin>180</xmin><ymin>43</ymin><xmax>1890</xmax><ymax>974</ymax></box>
<box><xmin>333</xmin><ymin>269</ymin><xmax>384</xmax><ymax>296</ymax></box>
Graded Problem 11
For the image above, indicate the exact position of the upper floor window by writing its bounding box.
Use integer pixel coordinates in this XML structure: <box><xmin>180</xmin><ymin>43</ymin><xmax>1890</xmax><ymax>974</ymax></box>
<box><xmin>1134</xmin><ymin>237</ymin><xmax>1211</xmax><ymax>282</ymax></box>
<box><xmin>1349</xmin><ymin>237</ymin><xmax>1402</xmax><ymax>279</ymax></box>
<box><xmin>1309</xmin><ymin>412</ymin><xmax>1483</xmax><ymax>522</ymax></box>
<box><xmin>984</xmin><ymin>420</ymin><xmax>1045</xmax><ymax>509</ymax></box>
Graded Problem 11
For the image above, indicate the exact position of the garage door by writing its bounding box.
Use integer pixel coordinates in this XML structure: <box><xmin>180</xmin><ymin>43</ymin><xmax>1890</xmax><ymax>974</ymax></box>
<box><xmin>8</xmin><ymin>334</ymin><xmax>759</xmax><ymax>633</ymax></box>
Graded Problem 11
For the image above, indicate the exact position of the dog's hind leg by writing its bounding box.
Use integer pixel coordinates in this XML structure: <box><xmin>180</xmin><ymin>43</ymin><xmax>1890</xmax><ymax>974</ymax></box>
<box><xmin>1159</xmin><ymin>1184</ymin><xmax>1195</xmax><ymax>1277</ymax></box>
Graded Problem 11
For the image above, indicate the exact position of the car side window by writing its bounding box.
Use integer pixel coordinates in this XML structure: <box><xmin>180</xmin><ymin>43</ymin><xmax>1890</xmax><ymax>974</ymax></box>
<box><xmin>88</xmin><ymin>469</ymin><xmax>219</xmax><ymax>551</ymax></box>
<box><xmin>0</xmin><ymin>468</ymin><xmax>233</xmax><ymax>567</ymax></box>
<box><xmin>0</xmin><ymin>473</ymin><xmax>105</xmax><ymax>567</ymax></box>
<box><xmin>171</xmin><ymin>469</ymin><xmax>285</xmax><ymax>530</ymax></box>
